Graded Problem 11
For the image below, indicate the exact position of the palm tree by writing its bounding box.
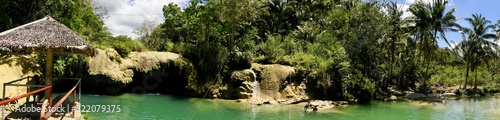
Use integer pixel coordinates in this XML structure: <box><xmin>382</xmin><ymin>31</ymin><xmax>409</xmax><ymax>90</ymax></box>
<box><xmin>429</xmin><ymin>0</ymin><xmax>459</xmax><ymax>49</ymax></box>
<box><xmin>266</xmin><ymin>0</ymin><xmax>298</xmax><ymax>36</ymax></box>
<box><xmin>455</xmin><ymin>14</ymin><xmax>498</xmax><ymax>89</ymax></box>
<box><xmin>496</xmin><ymin>19</ymin><xmax>500</xmax><ymax>39</ymax></box>
<box><xmin>385</xmin><ymin>1</ymin><xmax>411</xmax><ymax>90</ymax></box>
<box><xmin>407</xmin><ymin>0</ymin><xmax>458</xmax><ymax>91</ymax></box>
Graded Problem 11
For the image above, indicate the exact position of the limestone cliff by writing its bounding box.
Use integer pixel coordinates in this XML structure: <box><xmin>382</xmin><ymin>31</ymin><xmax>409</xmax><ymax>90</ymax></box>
<box><xmin>84</xmin><ymin>49</ymin><xmax>309</xmax><ymax>104</ymax></box>
<box><xmin>85</xmin><ymin>49</ymin><xmax>195</xmax><ymax>95</ymax></box>
<box><xmin>220</xmin><ymin>63</ymin><xmax>308</xmax><ymax>104</ymax></box>
<box><xmin>0</xmin><ymin>54</ymin><xmax>40</xmax><ymax>104</ymax></box>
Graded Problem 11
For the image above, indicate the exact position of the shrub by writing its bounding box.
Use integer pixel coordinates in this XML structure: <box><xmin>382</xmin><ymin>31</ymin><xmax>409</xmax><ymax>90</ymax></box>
<box><xmin>112</xmin><ymin>43</ymin><xmax>131</xmax><ymax>58</ymax></box>
<box><xmin>183</xmin><ymin>43</ymin><xmax>229</xmax><ymax>86</ymax></box>
<box><xmin>254</xmin><ymin>35</ymin><xmax>286</xmax><ymax>64</ymax></box>
<box><xmin>482</xmin><ymin>88</ymin><xmax>490</xmax><ymax>96</ymax></box>
<box><xmin>227</xmin><ymin>48</ymin><xmax>252</xmax><ymax>70</ymax></box>
<box><xmin>107</xmin><ymin>35</ymin><xmax>145</xmax><ymax>58</ymax></box>
<box><xmin>167</xmin><ymin>42</ymin><xmax>190</xmax><ymax>54</ymax></box>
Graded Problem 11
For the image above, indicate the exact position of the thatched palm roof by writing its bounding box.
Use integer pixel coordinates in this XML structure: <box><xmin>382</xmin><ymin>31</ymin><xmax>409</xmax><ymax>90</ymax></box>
<box><xmin>0</xmin><ymin>16</ymin><xmax>96</xmax><ymax>56</ymax></box>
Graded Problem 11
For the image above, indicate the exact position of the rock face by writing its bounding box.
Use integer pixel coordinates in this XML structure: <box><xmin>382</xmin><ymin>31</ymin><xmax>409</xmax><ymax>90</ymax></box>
<box><xmin>220</xmin><ymin>64</ymin><xmax>308</xmax><ymax>105</ymax></box>
<box><xmin>83</xmin><ymin>49</ymin><xmax>308</xmax><ymax>103</ymax></box>
<box><xmin>223</xmin><ymin>69</ymin><xmax>257</xmax><ymax>99</ymax></box>
<box><xmin>248</xmin><ymin>63</ymin><xmax>308</xmax><ymax>104</ymax></box>
<box><xmin>84</xmin><ymin>48</ymin><xmax>195</xmax><ymax>95</ymax></box>
<box><xmin>0</xmin><ymin>54</ymin><xmax>39</xmax><ymax>105</ymax></box>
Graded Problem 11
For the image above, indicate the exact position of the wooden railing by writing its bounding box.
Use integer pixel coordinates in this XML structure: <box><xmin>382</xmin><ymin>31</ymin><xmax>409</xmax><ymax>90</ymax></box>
<box><xmin>41</xmin><ymin>79</ymin><xmax>80</xmax><ymax>120</ymax></box>
<box><xmin>1</xmin><ymin>76</ymin><xmax>53</xmax><ymax>119</ymax></box>
<box><xmin>0</xmin><ymin>86</ymin><xmax>52</xmax><ymax>105</ymax></box>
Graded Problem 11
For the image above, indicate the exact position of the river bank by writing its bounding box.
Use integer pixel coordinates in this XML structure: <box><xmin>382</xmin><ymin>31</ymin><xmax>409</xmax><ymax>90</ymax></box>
<box><xmin>3</xmin><ymin>49</ymin><xmax>499</xmax><ymax>110</ymax></box>
<box><xmin>68</xmin><ymin>48</ymin><xmax>500</xmax><ymax>108</ymax></box>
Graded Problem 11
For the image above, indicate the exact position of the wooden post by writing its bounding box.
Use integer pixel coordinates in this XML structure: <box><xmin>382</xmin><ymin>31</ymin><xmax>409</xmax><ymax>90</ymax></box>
<box><xmin>45</xmin><ymin>49</ymin><xmax>54</xmax><ymax>100</ymax></box>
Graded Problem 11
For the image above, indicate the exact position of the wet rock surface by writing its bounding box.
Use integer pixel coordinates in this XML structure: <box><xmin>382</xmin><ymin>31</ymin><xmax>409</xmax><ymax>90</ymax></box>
<box><xmin>229</xmin><ymin>63</ymin><xmax>309</xmax><ymax>105</ymax></box>
<box><xmin>304</xmin><ymin>100</ymin><xmax>348</xmax><ymax>111</ymax></box>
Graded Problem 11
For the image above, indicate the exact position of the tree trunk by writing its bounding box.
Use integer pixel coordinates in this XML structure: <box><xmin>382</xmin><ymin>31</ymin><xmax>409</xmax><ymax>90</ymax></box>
<box><xmin>422</xmin><ymin>49</ymin><xmax>433</xmax><ymax>93</ymax></box>
<box><xmin>491</xmin><ymin>74</ymin><xmax>494</xmax><ymax>87</ymax></box>
<box><xmin>44</xmin><ymin>49</ymin><xmax>54</xmax><ymax>99</ymax></box>
<box><xmin>464</xmin><ymin>62</ymin><xmax>470</xmax><ymax>89</ymax></box>
<box><xmin>474</xmin><ymin>69</ymin><xmax>478</xmax><ymax>89</ymax></box>
<box><xmin>388</xmin><ymin>34</ymin><xmax>396</xmax><ymax>91</ymax></box>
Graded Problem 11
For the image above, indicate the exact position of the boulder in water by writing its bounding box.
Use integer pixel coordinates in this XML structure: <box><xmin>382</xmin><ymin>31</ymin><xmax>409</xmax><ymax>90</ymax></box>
<box><xmin>384</xmin><ymin>95</ymin><xmax>398</xmax><ymax>101</ymax></box>
<box><xmin>441</xmin><ymin>93</ymin><xmax>456</xmax><ymax>97</ymax></box>
<box><xmin>305</xmin><ymin>100</ymin><xmax>339</xmax><ymax>111</ymax></box>
<box><xmin>405</xmin><ymin>93</ymin><xmax>427</xmax><ymax>99</ymax></box>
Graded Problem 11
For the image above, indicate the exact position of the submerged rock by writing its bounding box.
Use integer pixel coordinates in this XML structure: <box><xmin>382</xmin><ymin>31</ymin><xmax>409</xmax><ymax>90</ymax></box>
<box><xmin>405</xmin><ymin>93</ymin><xmax>427</xmax><ymax>99</ymax></box>
<box><xmin>304</xmin><ymin>100</ymin><xmax>346</xmax><ymax>111</ymax></box>
<box><xmin>384</xmin><ymin>95</ymin><xmax>398</xmax><ymax>101</ymax></box>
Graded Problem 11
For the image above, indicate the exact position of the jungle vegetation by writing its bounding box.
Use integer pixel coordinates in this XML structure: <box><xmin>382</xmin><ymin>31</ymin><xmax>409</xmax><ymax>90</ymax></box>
<box><xmin>1</xmin><ymin>0</ymin><xmax>500</xmax><ymax>101</ymax></box>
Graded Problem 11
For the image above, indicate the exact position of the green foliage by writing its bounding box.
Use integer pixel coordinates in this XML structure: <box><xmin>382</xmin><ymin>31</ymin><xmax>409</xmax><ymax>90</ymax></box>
<box><xmin>429</xmin><ymin>65</ymin><xmax>462</xmax><ymax>86</ymax></box>
<box><xmin>255</xmin><ymin>35</ymin><xmax>287</xmax><ymax>64</ymax></box>
<box><xmin>183</xmin><ymin>43</ymin><xmax>229</xmax><ymax>87</ymax></box>
<box><xmin>100</xmin><ymin>35</ymin><xmax>144</xmax><ymax>58</ymax></box>
<box><xmin>0</xmin><ymin>0</ymin><xmax>118</xmax><ymax>82</ymax></box>
<box><xmin>227</xmin><ymin>49</ymin><xmax>252</xmax><ymax>70</ymax></box>
<box><xmin>3</xmin><ymin>0</ymin><xmax>500</xmax><ymax>101</ymax></box>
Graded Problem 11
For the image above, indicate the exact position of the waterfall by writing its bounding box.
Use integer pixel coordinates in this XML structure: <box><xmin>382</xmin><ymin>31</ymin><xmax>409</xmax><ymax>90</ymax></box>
<box><xmin>250</xmin><ymin>70</ymin><xmax>259</xmax><ymax>120</ymax></box>
<box><xmin>251</xmin><ymin>70</ymin><xmax>259</xmax><ymax>104</ymax></box>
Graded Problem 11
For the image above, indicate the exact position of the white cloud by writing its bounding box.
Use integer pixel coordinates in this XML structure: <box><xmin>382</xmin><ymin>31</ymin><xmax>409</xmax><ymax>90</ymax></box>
<box><xmin>405</xmin><ymin>0</ymin><xmax>454</xmax><ymax>6</ymax></box>
<box><xmin>95</xmin><ymin>0</ymin><xmax>189</xmax><ymax>39</ymax></box>
<box><xmin>398</xmin><ymin>4</ymin><xmax>412</xmax><ymax>18</ymax></box>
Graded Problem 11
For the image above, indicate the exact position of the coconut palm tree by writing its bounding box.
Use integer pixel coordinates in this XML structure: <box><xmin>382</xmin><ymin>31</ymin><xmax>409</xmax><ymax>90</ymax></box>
<box><xmin>407</xmin><ymin>0</ymin><xmax>432</xmax><ymax>77</ymax></box>
<box><xmin>407</xmin><ymin>0</ymin><xmax>458</xmax><ymax>91</ymax></box>
<box><xmin>385</xmin><ymin>1</ymin><xmax>412</xmax><ymax>90</ymax></box>
<box><xmin>429</xmin><ymin>0</ymin><xmax>459</xmax><ymax>48</ymax></box>
<box><xmin>456</xmin><ymin>14</ymin><xmax>498</xmax><ymax>89</ymax></box>
<box><xmin>496</xmin><ymin>19</ymin><xmax>500</xmax><ymax>39</ymax></box>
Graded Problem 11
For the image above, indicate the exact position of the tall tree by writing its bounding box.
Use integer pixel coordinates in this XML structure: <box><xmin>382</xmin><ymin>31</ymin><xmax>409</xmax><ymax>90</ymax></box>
<box><xmin>385</xmin><ymin>1</ymin><xmax>411</xmax><ymax>90</ymax></box>
<box><xmin>408</xmin><ymin>0</ymin><xmax>457</xmax><ymax>91</ymax></box>
<box><xmin>219</xmin><ymin>0</ymin><xmax>260</xmax><ymax>49</ymax></box>
<box><xmin>455</xmin><ymin>14</ymin><xmax>498</xmax><ymax>89</ymax></box>
<box><xmin>496</xmin><ymin>19</ymin><xmax>500</xmax><ymax>38</ymax></box>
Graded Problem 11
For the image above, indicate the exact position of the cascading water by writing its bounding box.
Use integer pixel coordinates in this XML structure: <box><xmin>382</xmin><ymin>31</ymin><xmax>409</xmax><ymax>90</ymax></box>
<box><xmin>250</xmin><ymin>69</ymin><xmax>259</xmax><ymax>120</ymax></box>
<box><xmin>251</xmin><ymin>70</ymin><xmax>259</xmax><ymax>105</ymax></box>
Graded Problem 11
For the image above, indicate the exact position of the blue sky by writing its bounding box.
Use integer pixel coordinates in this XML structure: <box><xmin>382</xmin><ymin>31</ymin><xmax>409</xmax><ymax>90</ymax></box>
<box><xmin>396</xmin><ymin>0</ymin><xmax>500</xmax><ymax>47</ymax></box>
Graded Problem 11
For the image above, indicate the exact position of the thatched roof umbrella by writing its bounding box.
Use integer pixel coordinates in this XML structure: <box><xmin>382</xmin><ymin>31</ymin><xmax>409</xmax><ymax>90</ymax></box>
<box><xmin>0</xmin><ymin>16</ymin><xmax>97</xmax><ymax>98</ymax></box>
